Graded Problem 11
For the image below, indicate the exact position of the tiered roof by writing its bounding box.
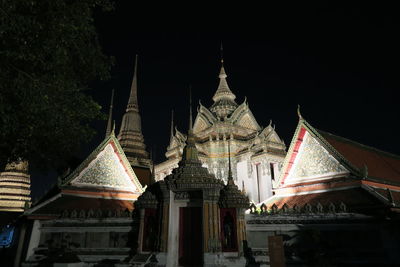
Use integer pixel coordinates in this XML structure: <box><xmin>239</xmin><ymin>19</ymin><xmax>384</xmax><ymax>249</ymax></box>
<box><xmin>117</xmin><ymin>55</ymin><xmax>151</xmax><ymax>168</ymax></box>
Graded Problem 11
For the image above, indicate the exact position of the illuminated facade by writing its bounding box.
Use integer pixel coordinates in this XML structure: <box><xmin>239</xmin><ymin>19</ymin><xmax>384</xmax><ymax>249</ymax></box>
<box><xmin>14</xmin><ymin>53</ymin><xmax>400</xmax><ymax>266</ymax></box>
<box><xmin>245</xmin><ymin>115</ymin><xmax>400</xmax><ymax>265</ymax></box>
<box><xmin>23</xmin><ymin>133</ymin><xmax>144</xmax><ymax>264</ymax></box>
<box><xmin>155</xmin><ymin>61</ymin><xmax>286</xmax><ymax>204</ymax></box>
<box><xmin>0</xmin><ymin>160</ymin><xmax>31</xmax><ymax>212</ymax></box>
<box><xmin>134</xmin><ymin>126</ymin><xmax>249</xmax><ymax>266</ymax></box>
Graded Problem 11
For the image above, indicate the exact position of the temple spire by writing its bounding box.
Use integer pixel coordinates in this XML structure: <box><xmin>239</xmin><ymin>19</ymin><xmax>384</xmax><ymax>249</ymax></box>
<box><xmin>220</xmin><ymin>41</ymin><xmax>224</xmax><ymax>64</ymax></box>
<box><xmin>189</xmin><ymin>85</ymin><xmax>193</xmax><ymax>131</ymax></box>
<box><xmin>210</xmin><ymin>45</ymin><xmax>238</xmax><ymax>119</ymax></box>
<box><xmin>118</xmin><ymin>55</ymin><xmax>150</xmax><ymax>167</ymax></box>
<box><xmin>127</xmin><ymin>55</ymin><xmax>139</xmax><ymax>112</ymax></box>
<box><xmin>105</xmin><ymin>89</ymin><xmax>114</xmax><ymax>138</ymax></box>
<box><xmin>181</xmin><ymin>86</ymin><xmax>199</xmax><ymax>162</ymax></box>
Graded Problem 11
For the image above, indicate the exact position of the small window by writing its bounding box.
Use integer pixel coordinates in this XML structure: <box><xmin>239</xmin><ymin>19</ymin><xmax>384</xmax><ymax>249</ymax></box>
<box><xmin>270</xmin><ymin>163</ymin><xmax>275</xmax><ymax>180</ymax></box>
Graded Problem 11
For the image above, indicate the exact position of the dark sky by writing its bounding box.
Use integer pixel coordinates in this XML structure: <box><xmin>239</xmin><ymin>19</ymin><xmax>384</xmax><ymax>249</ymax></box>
<box><xmin>31</xmin><ymin>4</ymin><xmax>400</xmax><ymax>199</ymax></box>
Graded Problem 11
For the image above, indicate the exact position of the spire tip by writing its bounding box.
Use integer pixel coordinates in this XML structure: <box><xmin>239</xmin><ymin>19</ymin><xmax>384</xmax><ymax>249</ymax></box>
<box><xmin>189</xmin><ymin>85</ymin><xmax>193</xmax><ymax>131</ymax></box>
<box><xmin>105</xmin><ymin>89</ymin><xmax>115</xmax><ymax>138</ymax></box>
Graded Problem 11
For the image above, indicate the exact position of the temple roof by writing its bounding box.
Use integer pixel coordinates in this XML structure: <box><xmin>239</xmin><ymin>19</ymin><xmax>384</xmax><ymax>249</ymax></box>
<box><xmin>280</xmin><ymin>117</ymin><xmax>400</xmax><ymax>187</ymax></box>
<box><xmin>212</xmin><ymin>65</ymin><xmax>236</xmax><ymax>103</ymax></box>
<box><xmin>320</xmin><ymin>131</ymin><xmax>400</xmax><ymax>184</ymax></box>
<box><xmin>165</xmin><ymin>128</ymin><xmax>224</xmax><ymax>190</ymax></box>
<box><xmin>210</xmin><ymin>64</ymin><xmax>238</xmax><ymax>119</ymax></box>
<box><xmin>264</xmin><ymin>187</ymin><xmax>382</xmax><ymax>211</ymax></box>
<box><xmin>62</xmin><ymin>133</ymin><xmax>144</xmax><ymax>193</ymax></box>
<box><xmin>268</xmin><ymin>115</ymin><xmax>400</xmax><ymax>216</ymax></box>
<box><xmin>25</xmin><ymin>134</ymin><xmax>143</xmax><ymax>218</ymax></box>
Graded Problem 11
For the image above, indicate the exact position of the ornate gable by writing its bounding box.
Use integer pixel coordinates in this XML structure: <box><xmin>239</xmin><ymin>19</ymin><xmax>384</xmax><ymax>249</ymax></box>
<box><xmin>236</xmin><ymin>113</ymin><xmax>260</xmax><ymax>131</ymax></box>
<box><xmin>63</xmin><ymin>135</ymin><xmax>143</xmax><ymax>193</ymax></box>
<box><xmin>263</xmin><ymin>126</ymin><xmax>284</xmax><ymax>144</ymax></box>
<box><xmin>267</xmin><ymin>132</ymin><xmax>282</xmax><ymax>143</ymax></box>
<box><xmin>288</xmin><ymin>131</ymin><xmax>348</xmax><ymax>181</ymax></box>
<box><xmin>193</xmin><ymin>115</ymin><xmax>210</xmax><ymax>134</ymax></box>
<box><xmin>229</xmin><ymin>101</ymin><xmax>247</xmax><ymax>122</ymax></box>
<box><xmin>280</xmin><ymin>120</ymin><xmax>352</xmax><ymax>186</ymax></box>
<box><xmin>193</xmin><ymin>104</ymin><xmax>216</xmax><ymax>134</ymax></box>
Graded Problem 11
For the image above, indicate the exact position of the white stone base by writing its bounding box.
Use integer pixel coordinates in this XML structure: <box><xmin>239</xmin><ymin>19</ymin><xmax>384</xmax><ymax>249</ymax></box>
<box><xmin>203</xmin><ymin>252</ymin><xmax>246</xmax><ymax>267</ymax></box>
<box><xmin>155</xmin><ymin>252</ymin><xmax>167</xmax><ymax>266</ymax></box>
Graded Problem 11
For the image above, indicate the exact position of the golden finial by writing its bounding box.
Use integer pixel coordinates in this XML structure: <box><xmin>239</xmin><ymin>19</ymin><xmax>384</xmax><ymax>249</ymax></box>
<box><xmin>220</xmin><ymin>41</ymin><xmax>224</xmax><ymax>64</ymax></box>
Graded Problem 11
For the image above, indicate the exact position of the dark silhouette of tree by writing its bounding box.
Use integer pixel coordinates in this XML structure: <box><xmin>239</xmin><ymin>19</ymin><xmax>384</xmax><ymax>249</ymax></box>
<box><xmin>0</xmin><ymin>0</ymin><xmax>113</xmax><ymax>170</ymax></box>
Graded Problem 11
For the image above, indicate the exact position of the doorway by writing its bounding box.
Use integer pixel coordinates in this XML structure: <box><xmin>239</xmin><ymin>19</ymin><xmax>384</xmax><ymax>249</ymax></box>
<box><xmin>179</xmin><ymin>207</ymin><xmax>203</xmax><ymax>266</ymax></box>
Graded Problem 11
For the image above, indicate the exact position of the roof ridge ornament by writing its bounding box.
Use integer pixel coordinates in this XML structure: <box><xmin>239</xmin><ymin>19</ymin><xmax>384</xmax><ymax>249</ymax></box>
<box><xmin>387</xmin><ymin>188</ymin><xmax>395</xmax><ymax>206</ymax></box>
<box><xmin>362</xmin><ymin>164</ymin><xmax>368</xmax><ymax>179</ymax></box>
<box><xmin>170</xmin><ymin>109</ymin><xmax>174</xmax><ymax>143</ymax></box>
<box><xmin>111</xmin><ymin>120</ymin><xmax>116</xmax><ymax>136</ymax></box>
<box><xmin>297</xmin><ymin>104</ymin><xmax>303</xmax><ymax>120</ymax></box>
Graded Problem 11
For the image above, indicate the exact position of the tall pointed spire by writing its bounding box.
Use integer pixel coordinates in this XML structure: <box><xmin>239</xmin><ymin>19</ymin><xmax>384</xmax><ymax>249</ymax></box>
<box><xmin>118</xmin><ymin>55</ymin><xmax>150</xmax><ymax>168</ymax></box>
<box><xmin>220</xmin><ymin>41</ymin><xmax>224</xmax><ymax>64</ymax></box>
<box><xmin>210</xmin><ymin>44</ymin><xmax>238</xmax><ymax>119</ymax></box>
<box><xmin>189</xmin><ymin>85</ymin><xmax>193</xmax><ymax>131</ymax></box>
<box><xmin>105</xmin><ymin>89</ymin><xmax>114</xmax><ymax>138</ymax></box>
<box><xmin>182</xmin><ymin>86</ymin><xmax>199</xmax><ymax>162</ymax></box>
<box><xmin>213</xmin><ymin>67</ymin><xmax>234</xmax><ymax>101</ymax></box>
<box><xmin>127</xmin><ymin>55</ymin><xmax>139</xmax><ymax>112</ymax></box>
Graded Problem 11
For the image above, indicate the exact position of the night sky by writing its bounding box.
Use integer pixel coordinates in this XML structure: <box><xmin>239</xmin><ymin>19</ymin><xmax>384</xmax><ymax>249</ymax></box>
<box><xmin>31</xmin><ymin>4</ymin><xmax>400</xmax><ymax>199</ymax></box>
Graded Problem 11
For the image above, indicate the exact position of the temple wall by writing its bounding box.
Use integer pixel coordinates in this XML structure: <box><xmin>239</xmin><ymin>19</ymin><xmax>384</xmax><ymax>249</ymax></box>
<box><xmin>25</xmin><ymin>218</ymin><xmax>134</xmax><ymax>263</ymax></box>
<box><xmin>244</xmin><ymin>213</ymin><xmax>400</xmax><ymax>266</ymax></box>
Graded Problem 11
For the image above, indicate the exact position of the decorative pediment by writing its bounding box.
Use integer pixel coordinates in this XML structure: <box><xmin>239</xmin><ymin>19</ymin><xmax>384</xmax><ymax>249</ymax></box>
<box><xmin>265</xmin><ymin>130</ymin><xmax>283</xmax><ymax>144</ymax></box>
<box><xmin>193</xmin><ymin>115</ymin><xmax>211</xmax><ymax>134</ymax></box>
<box><xmin>175</xmin><ymin>128</ymin><xmax>187</xmax><ymax>143</ymax></box>
<box><xmin>236</xmin><ymin>113</ymin><xmax>260</xmax><ymax>131</ymax></box>
<box><xmin>63</xmin><ymin>135</ymin><xmax>143</xmax><ymax>193</ymax></box>
<box><xmin>261</xmin><ymin>124</ymin><xmax>273</xmax><ymax>136</ymax></box>
<box><xmin>287</xmin><ymin>131</ymin><xmax>348</xmax><ymax>182</ymax></box>
<box><xmin>169</xmin><ymin>137</ymin><xmax>179</xmax><ymax>150</ymax></box>
<box><xmin>71</xmin><ymin>143</ymin><xmax>140</xmax><ymax>192</ymax></box>
<box><xmin>229</xmin><ymin>101</ymin><xmax>247</xmax><ymax>122</ymax></box>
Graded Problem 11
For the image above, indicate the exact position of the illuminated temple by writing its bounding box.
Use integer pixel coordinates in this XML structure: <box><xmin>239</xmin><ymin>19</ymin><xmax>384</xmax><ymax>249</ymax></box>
<box><xmin>1</xmin><ymin>53</ymin><xmax>400</xmax><ymax>266</ymax></box>
<box><xmin>155</xmin><ymin>59</ymin><xmax>287</xmax><ymax>204</ymax></box>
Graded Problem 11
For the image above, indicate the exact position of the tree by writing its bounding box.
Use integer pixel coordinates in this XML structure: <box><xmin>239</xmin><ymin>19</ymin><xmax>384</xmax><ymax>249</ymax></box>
<box><xmin>0</xmin><ymin>0</ymin><xmax>113</xmax><ymax>170</ymax></box>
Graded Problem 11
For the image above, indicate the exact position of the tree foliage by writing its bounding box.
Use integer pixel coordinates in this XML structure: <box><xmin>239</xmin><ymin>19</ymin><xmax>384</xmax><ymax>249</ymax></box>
<box><xmin>0</xmin><ymin>0</ymin><xmax>113</xmax><ymax>170</ymax></box>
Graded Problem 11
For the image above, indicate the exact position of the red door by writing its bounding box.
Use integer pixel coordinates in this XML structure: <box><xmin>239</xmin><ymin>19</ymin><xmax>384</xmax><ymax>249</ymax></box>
<box><xmin>179</xmin><ymin>207</ymin><xmax>203</xmax><ymax>266</ymax></box>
